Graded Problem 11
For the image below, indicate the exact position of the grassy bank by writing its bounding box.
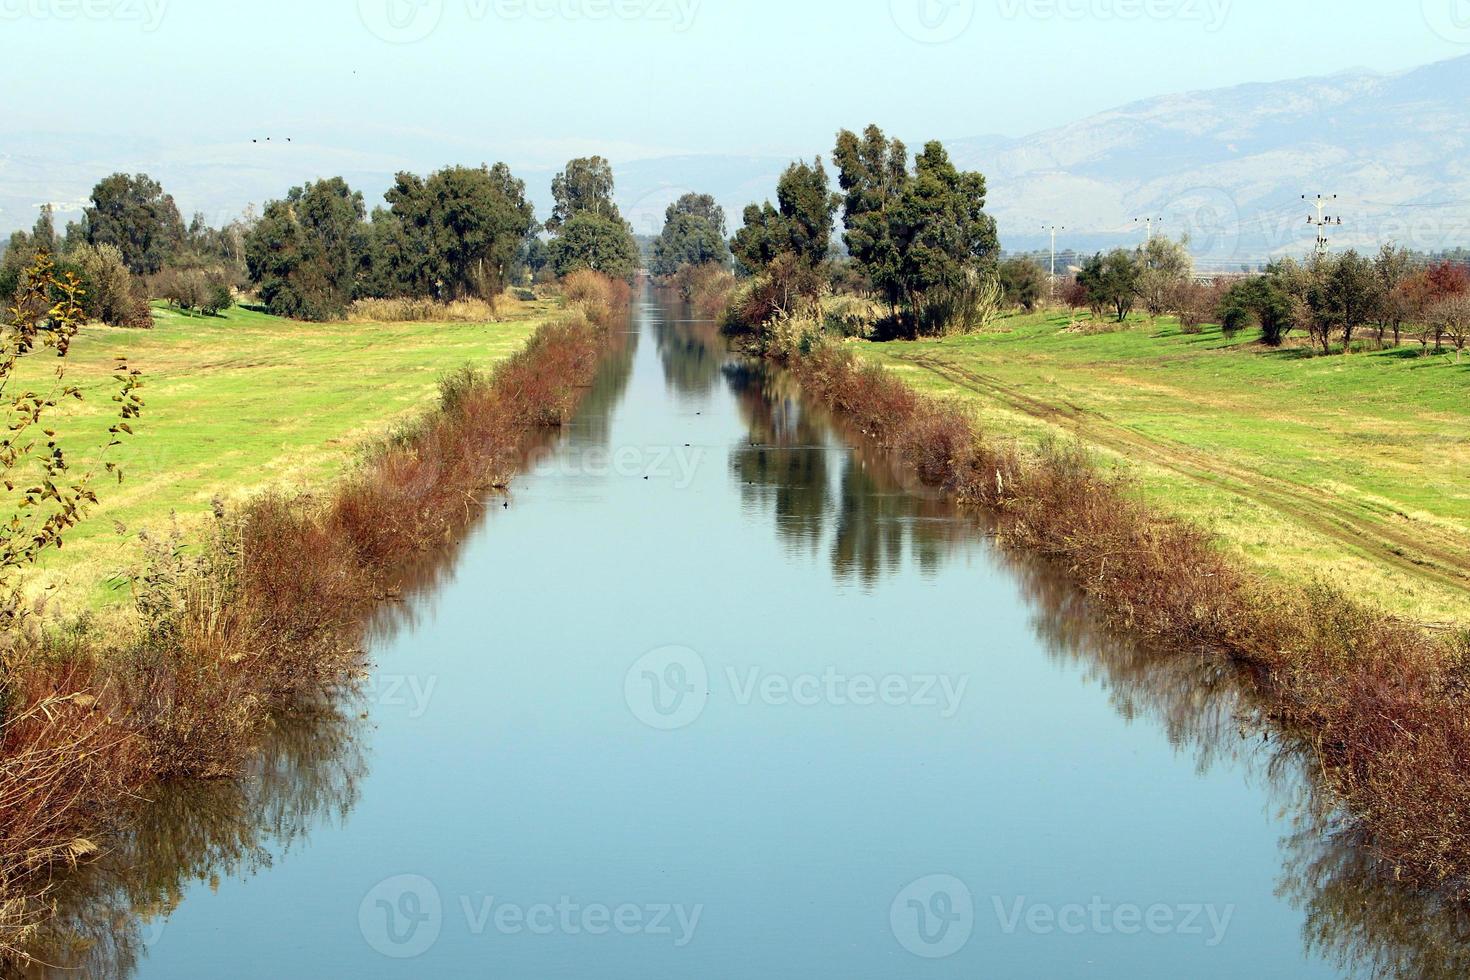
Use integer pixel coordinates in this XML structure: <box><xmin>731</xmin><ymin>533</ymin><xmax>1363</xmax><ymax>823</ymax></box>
<box><xmin>0</xmin><ymin>275</ymin><xmax>629</xmax><ymax>964</ymax></box>
<box><xmin>857</xmin><ymin>310</ymin><xmax>1470</xmax><ymax>625</ymax></box>
<box><xmin>773</xmin><ymin>330</ymin><xmax>1470</xmax><ymax>901</ymax></box>
<box><xmin>13</xmin><ymin>299</ymin><xmax>554</xmax><ymax>614</ymax></box>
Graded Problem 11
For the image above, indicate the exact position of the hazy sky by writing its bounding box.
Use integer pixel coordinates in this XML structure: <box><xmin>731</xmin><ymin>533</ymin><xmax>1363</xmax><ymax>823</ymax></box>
<box><xmin>4</xmin><ymin>0</ymin><xmax>1468</xmax><ymax>240</ymax></box>
<box><xmin>9</xmin><ymin>0</ymin><xmax>1467</xmax><ymax>162</ymax></box>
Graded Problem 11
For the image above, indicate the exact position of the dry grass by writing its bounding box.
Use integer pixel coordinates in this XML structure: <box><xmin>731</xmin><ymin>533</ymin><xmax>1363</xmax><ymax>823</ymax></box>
<box><xmin>345</xmin><ymin>295</ymin><xmax>507</xmax><ymax>323</ymax></box>
<box><xmin>784</xmin><ymin>337</ymin><xmax>1470</xmax><ymax>897</ymax></box>
<box><xmin>0</xmin><ymin>274</ymin><xmax>628</xmax><ymax>965</ymax></box>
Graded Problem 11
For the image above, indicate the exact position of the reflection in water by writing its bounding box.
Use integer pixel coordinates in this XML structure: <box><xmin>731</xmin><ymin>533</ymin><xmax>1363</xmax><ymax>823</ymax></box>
<box><xmin>651</xmin><ymin>310</ymin><xmax>725</xmax><ymax>400</ymax></box>
<box><xmin>37</xmin><ymin>292</ymin><xmax>1470</xmax><ymax>979</ymax></box>
<box><xmin>32</xmin><ymin>313</ymin><xmax>644</xmax><ymax>979</ymax></box>
<box><xmin>727</xmin><ymin>361</ymin><xmax>962</xmax><ymax>587</ymax></box>
<box><xmin>692</xmin><ymin>293</ymin><xmax>1470</xmax><ymax>979</ymax></box>
<box><xmin>29</xmin><ymin>699</ymin><xmax>368</xmax><ymax>979</ymax></box>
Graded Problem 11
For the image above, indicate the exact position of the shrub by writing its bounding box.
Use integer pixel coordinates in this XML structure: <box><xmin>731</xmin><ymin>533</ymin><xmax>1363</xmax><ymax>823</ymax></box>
<box><xmin>823</xmin><ymin>295</ymin><xmax>883</xmax><ymax>338</ymax></box>
<box><xmin>345</xmin><ymin>297</ymin><xmax>501</xmax><ymax>323</ymax></box>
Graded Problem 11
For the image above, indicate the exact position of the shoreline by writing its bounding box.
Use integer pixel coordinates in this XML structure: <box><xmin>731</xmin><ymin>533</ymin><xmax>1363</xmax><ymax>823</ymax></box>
<box><xmin>0</xmin><ymin>275</ymin><xmax>631</xmax><ymax>965</ymax></box>
<box><xmin>764</xmin><ymin>329</ymin><xmax>1470</xmax><ymax>899</ymax></box>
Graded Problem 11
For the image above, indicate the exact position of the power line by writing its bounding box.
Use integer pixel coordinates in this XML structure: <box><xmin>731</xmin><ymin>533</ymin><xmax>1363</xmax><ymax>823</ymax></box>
<box><xmin>1304</xmin><ymin>194</ymin><xmax>1343</xmax><ymax>255</ymax></box>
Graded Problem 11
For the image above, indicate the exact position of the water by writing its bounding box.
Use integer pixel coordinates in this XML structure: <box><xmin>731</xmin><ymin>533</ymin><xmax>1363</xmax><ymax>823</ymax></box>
<box><xmin>39</xmin><ymin>289</ymin><xmax>1468</xmax><ymax>978</ymax></box>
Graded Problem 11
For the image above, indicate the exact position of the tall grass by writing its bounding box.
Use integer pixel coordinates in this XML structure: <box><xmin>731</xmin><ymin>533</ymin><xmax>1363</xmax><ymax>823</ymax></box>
<box><xmin>345</xmin><ymin>295</ymin><xmax>507</xmax><ymax>323</ymax></box>
<box><xmin>783</xmin><ymin>337</ymin><xmax>1470</xmax><ymax>895</ymax></box>
<box><xmin>0</xmin><ymin>274</ymin><xmax>628</xmax><ymax>964</ymax></box>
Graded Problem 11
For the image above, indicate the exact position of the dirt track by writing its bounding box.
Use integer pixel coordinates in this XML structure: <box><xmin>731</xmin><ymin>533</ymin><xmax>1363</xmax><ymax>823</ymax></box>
<box><xmin>894</xmin><ymin>352</ymin><xmax>1470</xmax><ymax>613</ymax></box>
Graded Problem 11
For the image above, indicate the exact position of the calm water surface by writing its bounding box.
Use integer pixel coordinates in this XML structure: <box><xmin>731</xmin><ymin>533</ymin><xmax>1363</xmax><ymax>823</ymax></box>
<box><xmin>39</xmin><ymin>289</ymin><xmax>1468</xmax><ymax>978</ymax></box>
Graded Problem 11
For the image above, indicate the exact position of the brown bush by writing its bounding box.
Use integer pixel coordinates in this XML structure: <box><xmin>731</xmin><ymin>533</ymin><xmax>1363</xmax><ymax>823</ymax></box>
<box><xmin>670</xmin><ymin>263</ymin><xmax>736</xmax><ymax>320</ymax></box>
<box><xmin>0</xmin><ymin>288</ymin><xmax>624</xmax><ymax>963</ymax></box>
<box><xmin>778</xmin><ymin>337</ymin><xmax>1470</xmax><ymax>897</ymax></box>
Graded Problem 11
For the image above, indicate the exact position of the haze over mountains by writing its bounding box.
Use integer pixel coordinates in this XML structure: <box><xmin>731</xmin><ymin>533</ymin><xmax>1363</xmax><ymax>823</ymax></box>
<box><xmin>6</xmin><ymin>54</ymin><xmax>1469</xmax><ymax>266</ymax></box>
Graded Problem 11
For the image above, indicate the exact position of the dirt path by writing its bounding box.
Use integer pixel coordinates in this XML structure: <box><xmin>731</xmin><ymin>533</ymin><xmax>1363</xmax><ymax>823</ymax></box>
<box><xmin>894</xmin><ymin>352</ymin><xmax>1470</xmax><ymax>608</ymax></box>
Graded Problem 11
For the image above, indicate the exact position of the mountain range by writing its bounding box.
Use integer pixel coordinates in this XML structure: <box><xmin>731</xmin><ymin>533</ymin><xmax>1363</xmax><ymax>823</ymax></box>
<box><xmin>5</xmin><ymin>54</ymin><xmax>1469</xmax><ymax>267</ymax></box>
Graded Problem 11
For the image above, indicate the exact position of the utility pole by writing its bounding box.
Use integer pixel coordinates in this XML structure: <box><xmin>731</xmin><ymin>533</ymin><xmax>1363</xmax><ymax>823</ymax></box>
<box><xmin>1303</xmin><ymin>194</ymin><xmax>1342</xmax><ymax>256</ymax></box>
<box><xmin>1043</xmin><ymin>224</ymin><xmax>1065</xmax><ymax>297</ymax></box>
<box><xmin>1134</xmin><ymin>216</ymin><xmax>1162</xmax><ymax>244</ymax></box>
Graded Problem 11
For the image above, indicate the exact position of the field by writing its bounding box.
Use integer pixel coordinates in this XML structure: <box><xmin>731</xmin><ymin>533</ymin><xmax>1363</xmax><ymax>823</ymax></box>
<box><xmin>15</xmin><ymin>299</ymin><xmax>553</xmax><ymax>614</ymax></box>
<box><xmin>857</xmin><ymin>310</ymin><xmax>1470</xmax><ymax>626</ymax></box>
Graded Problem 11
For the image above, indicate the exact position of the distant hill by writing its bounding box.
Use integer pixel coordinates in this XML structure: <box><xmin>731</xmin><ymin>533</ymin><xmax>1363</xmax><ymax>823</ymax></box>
<box><xmin>5</xmin><ymin>55</ymin><xmax>1469</xmax><ymax>268</ymax></box>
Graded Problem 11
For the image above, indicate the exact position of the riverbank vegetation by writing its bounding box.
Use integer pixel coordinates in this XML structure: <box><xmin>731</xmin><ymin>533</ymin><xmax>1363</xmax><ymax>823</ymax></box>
<box><xmin>717</xmin><ymin>123</ymin><xmax>1470</xmax><ymax>899</ymax></box>
<box><xmin>0</xmin><ymin>269</ymin><xmax>629</xmax><ymax>965</ymax></box>
<box><xmin>859</xmin><ymin>311</ymin><xmax>1470</xmax><ymax>626</ymax></box>
<box><xmin>10</xmin><ymin>297</ymin><xmax>554</xmax><ymax>613</ymax></box>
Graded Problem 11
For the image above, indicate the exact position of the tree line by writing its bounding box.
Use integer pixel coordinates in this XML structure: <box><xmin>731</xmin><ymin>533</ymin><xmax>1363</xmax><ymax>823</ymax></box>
<box><xmin>1</xmin><ymin>157</ymin><xmax>647</xmax><ymax>324</ymax></box>
<box><xmin>244</xmin><ymin>156</ymin><xmax>642</xmax><ymax>321</ymax></box>
<box><xmin>1057</xmin><ymin>241</ymin><xmax>1470</xmax><ymax>355</ymax></box>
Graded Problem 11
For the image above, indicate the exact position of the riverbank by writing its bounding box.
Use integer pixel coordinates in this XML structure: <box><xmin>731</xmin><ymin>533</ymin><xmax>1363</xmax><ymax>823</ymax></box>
<box><xmin>858</xmin><ymin>309</ymin><xmax>1470</xmax><ymax>627</ymax></box>
<box><xmin>11</xmin><ymin>297</ymin><xmax>556</xmax><ymax>615</ymax></box>
<box><xmin>0</xmin><ymin>274</ymin><xmax>629</xmax><ymax>965</ymax></box>
<box><xmin>765</xmin><ymin>327</ymin><xmax>1469</xmax><ymax>900</ymax></box>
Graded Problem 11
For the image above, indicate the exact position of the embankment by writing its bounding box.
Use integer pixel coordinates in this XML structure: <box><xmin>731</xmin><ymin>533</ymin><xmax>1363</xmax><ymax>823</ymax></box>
<box><xmin>778</xmin><ymin>337</ymin><xmax>1470</xmax><ymax>896</ymax></box>
<box><xmin>0</xmin><ymin>273</ymin><xmax>630</xmax><ymax>963</ymax></box>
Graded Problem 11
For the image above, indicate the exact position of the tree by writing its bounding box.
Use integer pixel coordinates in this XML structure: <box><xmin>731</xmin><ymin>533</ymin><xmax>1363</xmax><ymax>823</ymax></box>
<box><xmin>69</xmin><ymin>242</ymin><xmax>153</xmax><ymax>327</ymax></box>
<box><xmin>833</xmin><ymin>126</ymin><xmax>998</xmax><ymax>335</ymax></box>
<box><xmin>999</xmin><ymin>257</ymin><xmax>1046</xmax><ymax>311</ymax></box>
<box><xmin>1321</xmin><ymin>250</ymin><xmax>1378</xmax><ymax>354</ymax></box>
<box><xmin>30</xmin><ymin>206</ymin><xmax>57</xmax><ymax>256</ymax></box>
<box><xmin>651</xmin><ymin>193</ymin><xmax>730</xmax><ymax>277</ymax></box>
<box><xmin>1</xmin><ymin>252</ymin><xmax>144</xmax><ymax>624</ymax></box>
<box><xmin>547</xmin><ymin>212</ymin><xmax>640</xmax><ymax>280</ymax></box>
<box><xmin>1220</xmin><ymin>273</ymin><xmax>1294</xmax><ymax>346</ymax></box>
<box><xmin>1429</xmin><ymin>294</ymin><xmax>1470</xmax><ymax>361</ymax></box>
<box><xmin>1372</xmin><ymin>244</ymin><xmax>1414</xmax><ymax>346</ymax></box>
<box><xmin>83</xmin><ymin>173</ymin><xmax>186</xmax><ymax>275</ymax></box>
<box><xmin>1136</xmin><ymin>236</ymin><xmax>1192</xmax><ymax>317</ymax></box>
<box><xmin>547</xmin><ymin>156</ymin><xmax>617</xmax><ymax>234</ymax></box>
<box><xmin>377</xmin><ymin>164</ymin><xmax>537</xmax><ymax>300</ymax></box>
<box><xmin>730</xmin><ymin>160</ymin><xmax>838</xmax><ymax>276</ymax></box>
<box><xmin>245</xmin><ymin>177</ymin><xmax>367</xmax><ymax>321</ymax></box>
<box><xmin>1078</xmin><ymin>250</ymin><xmax>1142</xmax><ymax>322</ymax></box>
<box><xmin>1398</xmin><ymin>261</ymin><xmax>1469</xmax><ymax>351</ymax></box>
<box><xmin>545</xmin><ymin>158</ymin><xmax>638</xmax><ymax>280</ymax></box>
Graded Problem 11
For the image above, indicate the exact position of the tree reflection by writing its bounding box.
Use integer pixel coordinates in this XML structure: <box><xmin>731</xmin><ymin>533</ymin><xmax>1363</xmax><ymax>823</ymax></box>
<box><xmin>725</xmin><ymin>361</ymin><xmax>963</xmax><ymax>586</ymax></box>
<box><xmin>27</xmin><ymin>697</ymin><xmax>367</xmax><ymax>979</ymax></box>
<box><xmin>687</xmin><ymin>297</ymin><xmax>1470</xmax><ymax>978</ymax></box>
<box><xmin>650</xmin><ymin>299</ymin><xmax>725</xmax><ymax>400</ymax></box>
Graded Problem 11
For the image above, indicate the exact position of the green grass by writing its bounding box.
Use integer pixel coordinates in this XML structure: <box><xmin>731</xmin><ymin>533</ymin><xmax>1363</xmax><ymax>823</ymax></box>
<box><xmin>856</xmin><ymin>310</ymin><xmax>1470</xmax><ymax>625</ymax></box>
<box><xmin>15</xmin><ymin>299</ymin><xmax>554</xmax><ymax>613</ymax></box>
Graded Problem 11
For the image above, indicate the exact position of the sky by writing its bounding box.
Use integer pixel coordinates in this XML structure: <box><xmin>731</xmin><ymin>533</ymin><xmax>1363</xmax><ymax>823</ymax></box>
<box><xmin>4</xmin><ymin>0</ymin><xmax>1469</xmax><ymax>232</ymax></box>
